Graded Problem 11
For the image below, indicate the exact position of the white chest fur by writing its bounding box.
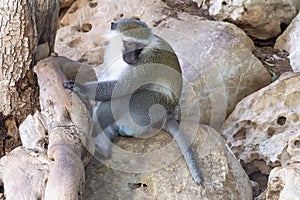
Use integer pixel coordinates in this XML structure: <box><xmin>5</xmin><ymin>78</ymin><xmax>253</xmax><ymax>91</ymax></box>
<box><xmin>99</xmin><ymin>55</ymin><xmax>129</xmax><ymax>81</ymax></box>
<box><xmin>99</xmin><ymin>31</ymin><xmax>174</xmax><ymax>100</ymax></box>
<box><xmin>99</xmin><ymin>31</ymin><xmax>129</xmax><ymax>81</ymax></box>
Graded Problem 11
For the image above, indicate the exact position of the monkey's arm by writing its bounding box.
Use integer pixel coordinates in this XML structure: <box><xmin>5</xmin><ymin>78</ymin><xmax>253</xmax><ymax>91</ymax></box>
<box><xmin>164</xmin><ymin>115</ymin><xmax>203</xmax><ymax>185</ymax></box>
<box><xmin>64</xmin><ymin>80</ymin><xmax>118</xmax><ymax>102</ymax></box>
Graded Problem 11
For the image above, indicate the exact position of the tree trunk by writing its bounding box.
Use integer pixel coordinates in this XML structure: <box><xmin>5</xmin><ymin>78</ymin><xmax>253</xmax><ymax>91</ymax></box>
<box><xmin>0</xmin><ymin>1</ymin><xmax>98</xmax><ymax>199</ymax></box>
<box><xmin>0</xmin><ymin>0</ymin><xmax>58</xmax><ymax>156</ymax></box>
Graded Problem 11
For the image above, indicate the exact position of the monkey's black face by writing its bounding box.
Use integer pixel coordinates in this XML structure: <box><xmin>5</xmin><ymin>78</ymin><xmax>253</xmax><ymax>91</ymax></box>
<box><xmin>123</xmin><ymin>41</ymin><xmax>145</xmax><ymax>64</ymax></box>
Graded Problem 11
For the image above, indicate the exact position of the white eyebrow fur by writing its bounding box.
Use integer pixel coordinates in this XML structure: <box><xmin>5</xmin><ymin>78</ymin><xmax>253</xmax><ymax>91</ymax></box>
<box><xmin>104</xmin><ymin>30</ymin><xmax>161</xmax><ymax>53</ymax></box>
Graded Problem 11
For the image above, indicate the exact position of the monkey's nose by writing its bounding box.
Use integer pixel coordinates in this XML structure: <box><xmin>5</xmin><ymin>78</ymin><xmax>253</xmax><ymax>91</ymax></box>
<box><xmin>123</xmin><ymin>49</ymin><xmax>141</xmax><ymax>64</ymax></box>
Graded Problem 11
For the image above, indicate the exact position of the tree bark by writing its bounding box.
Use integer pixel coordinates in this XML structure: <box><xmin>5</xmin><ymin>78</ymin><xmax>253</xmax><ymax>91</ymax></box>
<box><xmin>0</xmin><ymin>0</ymin><xmax>58</xmax><ymax>156</ymax></box>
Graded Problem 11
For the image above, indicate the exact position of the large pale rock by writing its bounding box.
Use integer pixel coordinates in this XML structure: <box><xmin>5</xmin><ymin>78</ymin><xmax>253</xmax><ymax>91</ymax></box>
<box><xmin>275</xmin><ymin>12</ymin><xmax>300</xmax><ymax>72</ymax></box>
<box><xmin>154</xmin><ymin>13</ymin><xmax>271</xmax><ymax>130</ymax></box>
<box><xmin>208</xmin><ymin>0</ymin><xmax>299</xmax><ymax>40</ymax></box>
<box><xmin>19</xmin><ymin>111</ymin><xmax>47</xmax><ymax>151</ymax></box>
<box><xmin>56</xmin><ymin>1</ymin><xmax>271</xmax><ymax>130</ymax></box>
<box><xmin>222</xmin><ymin>72</ymin><xmax>300</xmax><ymax>177</ymax></box>
<box><xmin>83</xmin><ymin>124</ymin><xmax>252</xmax><ymax>200</ymax></box>
<box><xmin>55</xmin><ymin>0</ymin><xmax>168</xmax><ymax>62</ymax></box>
<box><xmin>266</xmin><ymin>164</ymin><xmax>300</xmax><ymax>200</ymax></box>
<box><xmin>0</xmin><ymin>147</ymin><xmax>49</xmax><ymax>200</ymax></box>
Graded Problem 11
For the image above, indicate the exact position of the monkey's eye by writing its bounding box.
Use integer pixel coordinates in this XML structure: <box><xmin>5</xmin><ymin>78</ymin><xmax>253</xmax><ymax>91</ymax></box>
<box><xmin>136</xmin><ymin>43</ymin><xmax>145</xmax><ymax>49</ymax></box>
<box><xmin>124</xmin><ymin>41</ymin><xmax>145</xmax><ymax>50</ymax></box>
<box><xmin>125</xmin><ymin>41</ymin><xmax>135</xmax><ymax>47</ymax></box>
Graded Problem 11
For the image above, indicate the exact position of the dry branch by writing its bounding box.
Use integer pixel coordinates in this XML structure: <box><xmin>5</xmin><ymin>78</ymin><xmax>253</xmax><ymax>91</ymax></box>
<box><xmin>0</xmin><ymin>56</ymin><xmax>97</xmax><ymax>200</ymax></box>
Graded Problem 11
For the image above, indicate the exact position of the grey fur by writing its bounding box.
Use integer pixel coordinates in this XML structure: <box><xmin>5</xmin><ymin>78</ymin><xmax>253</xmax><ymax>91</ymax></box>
<box><xmin>64</xmin><ymin>18</ymin><xmax>202</xmax><ymax>184</ymax></box>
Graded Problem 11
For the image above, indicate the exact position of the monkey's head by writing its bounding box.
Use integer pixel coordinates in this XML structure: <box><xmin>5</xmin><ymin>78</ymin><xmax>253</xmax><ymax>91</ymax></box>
<box><xmin>109</xmin><ymin>18</ymin><xmax>156</xmax><ymax>64</ymax></box>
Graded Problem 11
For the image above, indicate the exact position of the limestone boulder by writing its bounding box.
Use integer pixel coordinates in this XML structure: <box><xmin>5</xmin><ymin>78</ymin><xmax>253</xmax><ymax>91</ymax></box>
<box><xmin>56</xmin><ymin>0</ymin><xmax>271</xmax><ymax>131</ymax></box>
<box><xmin>55</xmin><ymin>0</ymin><xmax>168</xmax><ymax>62</ymax></box>
<box><xmin>266</xmin><ymin>164</ymin><xmax>300</xmax><ymax>200</ymax></box>
<box><xmin>275</xmin><ymin>12</ymin><xmax>300</xmax><ymax>72</ymax></box>
<box><xmin>208</xmin><ymin>0</ymin><xmax>299</xmax><ymax>40</ymax></box>
<box><xmin>154</xmin><ymin>13</ymin><xmax>271</xmax><ymax>130</ymax></box>
<box><xmin>222</xmin><ymin>72</ymin><xmax>300</xmax><ymax>179</ymax></box>
<box><xmin>0</xmin><ymin>147</ymin><xmax>49</xmax><ymax>200</ymax></box>
<box><xmin>19</xmin><ymin>112</ymin><xmax>47</xmax><ymax>151</ymax></box>
<box><xmin>83</xmin><ymin>124</ymin><xmax>252</xmax><ymax>200</ymax></box>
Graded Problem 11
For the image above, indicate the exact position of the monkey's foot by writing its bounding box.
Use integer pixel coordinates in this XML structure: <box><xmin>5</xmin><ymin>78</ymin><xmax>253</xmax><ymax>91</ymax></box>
<box><xmin>63</xmin><ymin>80</ymin><xmax>75</xmax><ymax>90</ymax></box>
<box><xmin>63</xmin><ymin>80</ymin><xmax>82</xmax><ymax>94</ymax></box>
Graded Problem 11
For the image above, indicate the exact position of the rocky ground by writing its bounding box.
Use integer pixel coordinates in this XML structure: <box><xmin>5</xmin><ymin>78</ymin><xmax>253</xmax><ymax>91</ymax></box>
<box><xmin>1</xmin><ymin>0</ymin><xmax>299</xmax><ymax>199</ymax></box>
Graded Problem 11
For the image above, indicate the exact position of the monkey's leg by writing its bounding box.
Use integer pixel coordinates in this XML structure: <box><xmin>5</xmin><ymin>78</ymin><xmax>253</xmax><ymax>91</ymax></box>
<box><xmin>64</xmin><ymin>80</ymin><xmax>117</xmax><ymax>101</ymax></box>
<box><xmin>163</xmin><ymin>114</ymin><xmax>203</xmax><ymax>185</ymax></box>
<box><xmin>128</xmin><ymin>91</ymin><xmax>202</xmax><ymax>184</ymax></box>
<box><xmin>93</xmin><ymin>126</ymin><xmax>118</xmax><ymax>159</ymax></box>
<box><xmin>93</xmin><ymin>101</ymin><xmax>119</xmax><ymax>159</ymax></box>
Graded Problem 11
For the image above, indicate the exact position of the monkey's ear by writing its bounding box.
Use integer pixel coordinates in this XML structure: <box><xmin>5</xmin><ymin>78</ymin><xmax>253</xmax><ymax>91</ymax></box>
<box><xmin>111</xmin><ymin>22</ymin><xmax>117</xmax><ymax>30</ymax></box>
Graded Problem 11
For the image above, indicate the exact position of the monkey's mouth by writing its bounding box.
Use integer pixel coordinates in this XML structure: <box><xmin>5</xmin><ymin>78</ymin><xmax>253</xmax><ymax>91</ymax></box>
<box><xmin>123</xmin><ymin>49</ymin><xmax>142</xmax><ymax>64</ymax></box>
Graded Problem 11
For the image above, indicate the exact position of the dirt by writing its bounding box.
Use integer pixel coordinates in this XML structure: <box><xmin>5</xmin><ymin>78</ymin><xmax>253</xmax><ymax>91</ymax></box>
<box><xmin>0</xmin><ymin>114</ymin><xmax>22</xmax><ymax>158</ymax></box>
<box><xmin>253</xmin><ymin>47</ymin><xmax>293</xmax><ymax>80</ymax></box>
<box><xmin>162</xmin><ymin>0</ymin><xmax>214</xmax><ymax>20</ymax></box>
<box><xmin>0</xmin><ymin>134</ymin><xmax>21</xmax><ymax>158</ymax></box>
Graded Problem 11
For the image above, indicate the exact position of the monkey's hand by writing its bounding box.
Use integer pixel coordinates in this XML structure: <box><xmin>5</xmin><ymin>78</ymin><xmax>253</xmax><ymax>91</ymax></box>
<box><xmin>64</xmin><ymin>80</ymin><xmax>80</xmax><ymax>92</ymax></box>
<box><xmin>63</xmin><ymin>80</ymin><xmax>93</xmax><ymax>114</ymax></box>
<box><xmin>63</xmin><ymin>80</ymin><xmax>74</xmax><ymax>88</ymax></box>
<box><xmin>63</xmin><ymin>80</ymin><xmax>90</xmax><ymax>98</ymax></box>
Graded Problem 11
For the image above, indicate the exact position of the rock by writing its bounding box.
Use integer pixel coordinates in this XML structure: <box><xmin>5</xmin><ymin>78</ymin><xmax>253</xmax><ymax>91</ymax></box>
<box><xmin>79</xmin><ymin>46</ymin><xmax>105</xmax><ymax>65</ymax></box>
<box><xmin>0</xmin><ymin>147</ymin><xmax>49</xmax><ymax>200</ymax></box>
<box><xmin>83</xmin><ymin>124</ymin><xmax>252</xmax><ymax>200</ymax></box>
<box><xmin>55</xmin><ymin>56</ymin><xmax>98</xmax><ymax>83</ymax></box>
<box><xmin>266</xmin><ymin>164</ymin><xmax>300</xmax><ymax>200</ymax></box>
<box><xmin>35</xmin><ymin>42</ymin><xmax>50</xmax><ymax>62</ymax></box>
<box><xmin>55</xmin><ymin>0</ymin><xmax>168</xmax><ymax>62</ymax></box>
<box><xmin>255</xmin><ymin>189</ymin><xmax>267</xmax><ymax>200</ymax></box>
<box><xmin>222</xmin><ymin>72</ymin><xmax>300</xmax><ymax>185</ymax></box>
<box><xmin>275</xmin><ymin>12</ymin><xmax>300</xmax><ymax>72</ymax></box>
<box><xmin>154</xmin><ymin>13</ymin><xmax>271</xmax><ymax>130</ymax></box>
<box><xmin>19</xmin><ymin>112</ymin><xmax>47</xmax><ymax>151</ymax></box>
<box><xmin>56</xmin><ymin>1</ymin><xmax>271</xmax><ymax>131</ymax></box>
<box><xmin>208</xmin><ymin>0</ymin><xmax>299</xmax><ymax>40</ymax></box>
<box><xmin>193</xmin><ymin>0</ymin><xmax>210</xmax><ymax>8</ymax></box>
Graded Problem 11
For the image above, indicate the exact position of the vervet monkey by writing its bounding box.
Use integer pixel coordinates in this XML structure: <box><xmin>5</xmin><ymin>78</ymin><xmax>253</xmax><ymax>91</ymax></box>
<box><xmin>64</xmin><ymin>18</ymin><xmax>202</xmax><ymax>184</ymax></box>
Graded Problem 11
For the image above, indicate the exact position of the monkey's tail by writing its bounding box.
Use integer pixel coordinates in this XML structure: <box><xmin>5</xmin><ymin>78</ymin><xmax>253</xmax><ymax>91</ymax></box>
<box><xmin>163</xmin><ymin>114</ymin><xmax>203</xmax><ymax>185</ymax></box>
